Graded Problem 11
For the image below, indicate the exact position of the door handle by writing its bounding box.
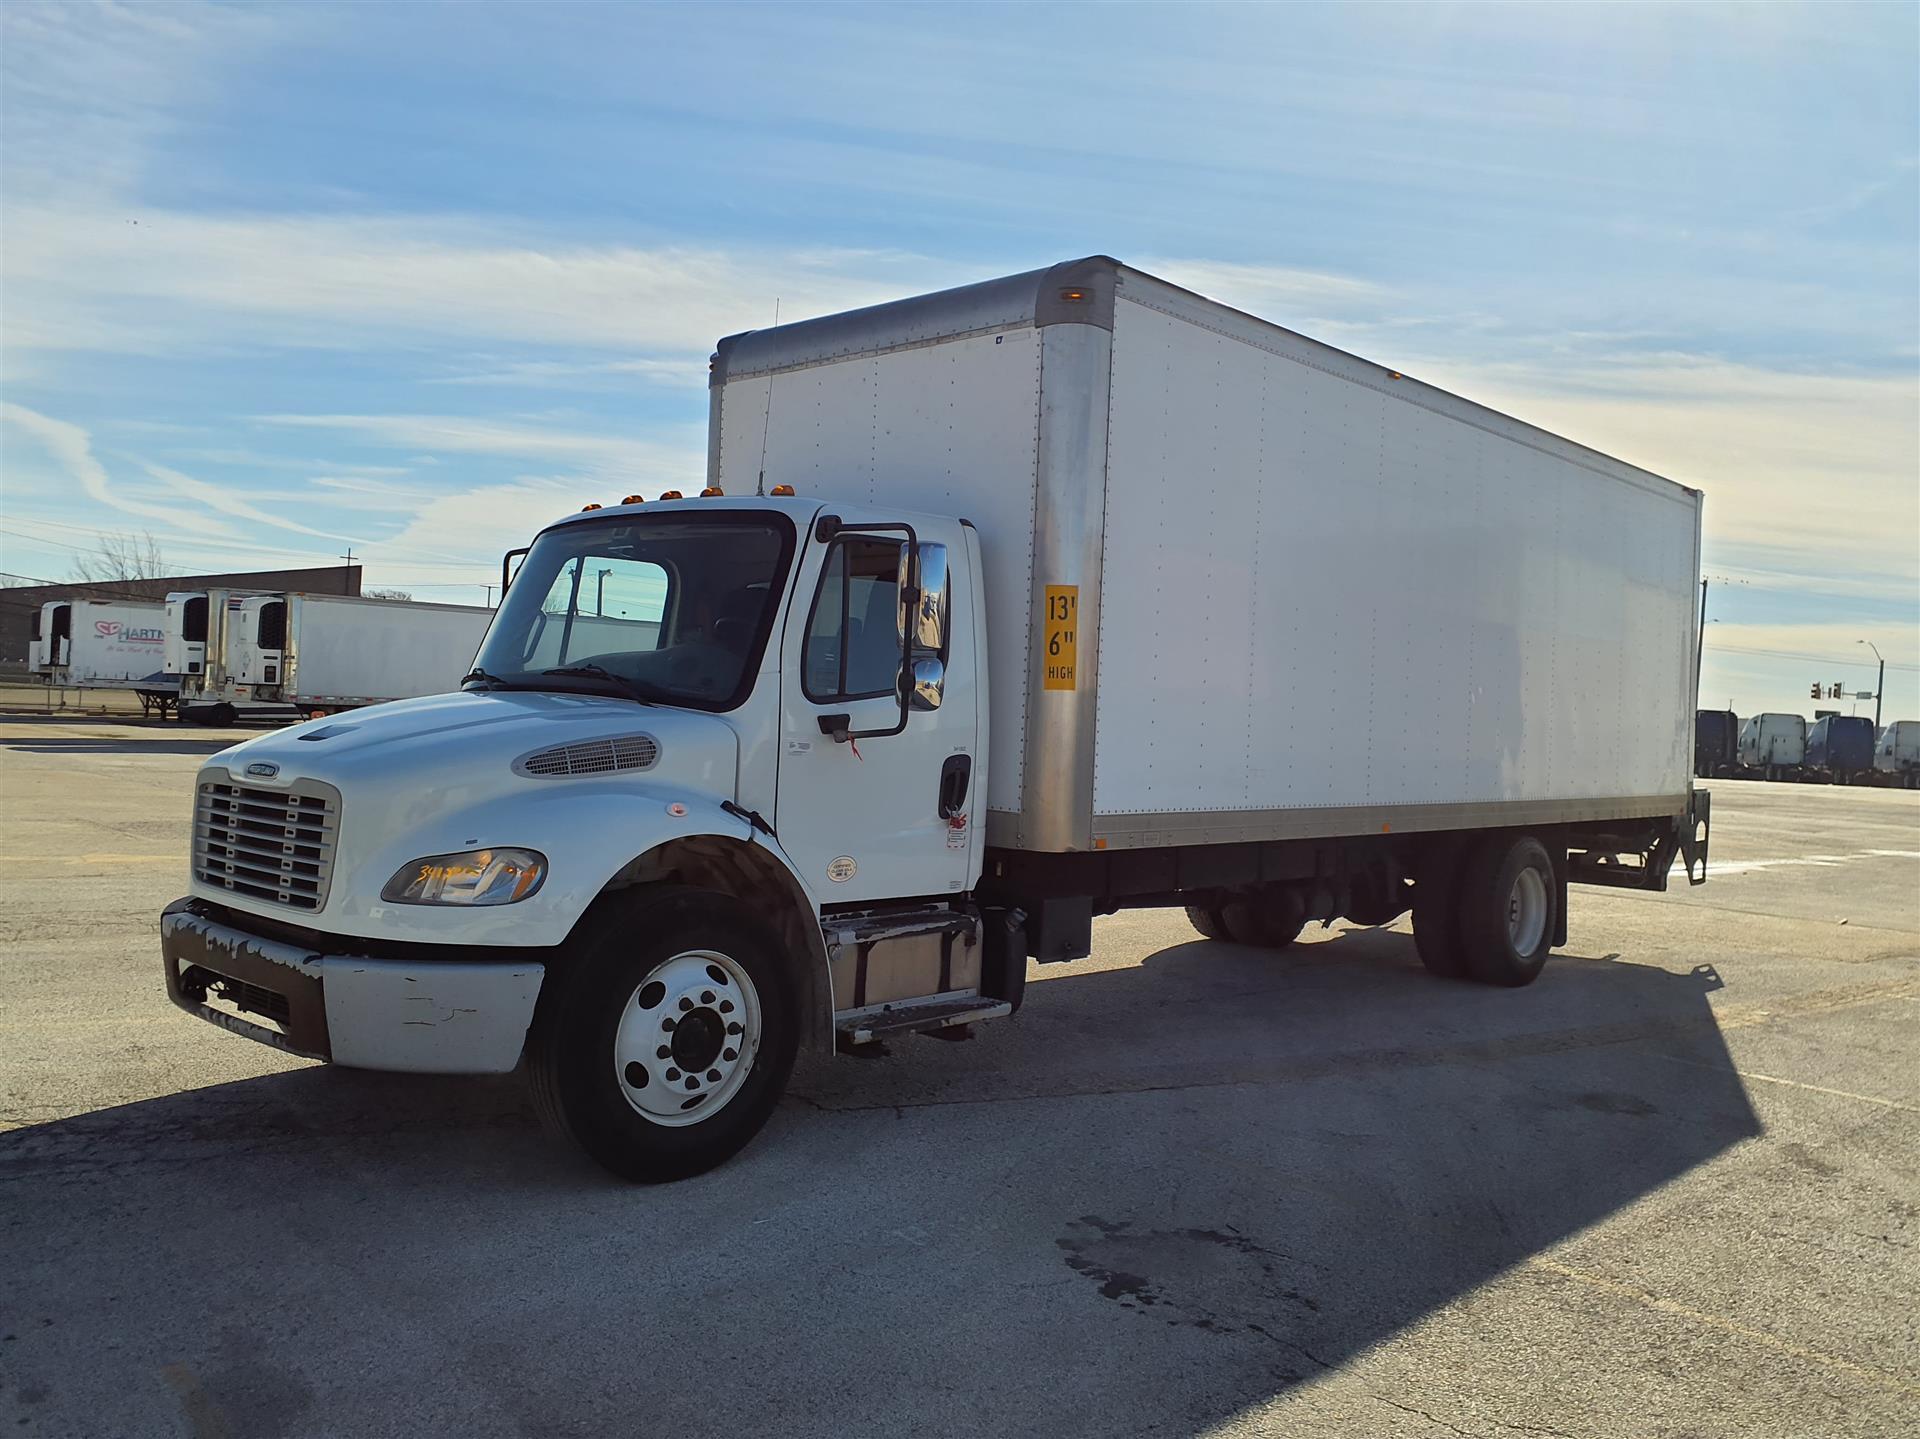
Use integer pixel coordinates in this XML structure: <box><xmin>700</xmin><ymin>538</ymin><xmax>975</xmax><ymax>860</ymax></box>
<box><xmin>938</xmin><ymin>755</ymin><xmax>972</xmax><ymax>819</ymax></box>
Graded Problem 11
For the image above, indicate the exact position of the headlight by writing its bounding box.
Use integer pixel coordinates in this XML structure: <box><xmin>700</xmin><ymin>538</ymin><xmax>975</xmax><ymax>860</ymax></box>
<box><xmin>381</xmin><ymin>848</ymin><xmax>547</xmax><ymax>906</ymax></box>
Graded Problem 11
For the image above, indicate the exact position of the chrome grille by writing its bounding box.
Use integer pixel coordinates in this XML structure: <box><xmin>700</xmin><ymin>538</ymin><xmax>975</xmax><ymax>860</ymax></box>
<box><xmin>192</xmin><ymin>772</ymin><xmax>340</xmax><ymax>911</ymax></box>
<box><xmin>518</xmin><ymin>734</ymin><xmax>659</xmax><ymax>778</ymax></box>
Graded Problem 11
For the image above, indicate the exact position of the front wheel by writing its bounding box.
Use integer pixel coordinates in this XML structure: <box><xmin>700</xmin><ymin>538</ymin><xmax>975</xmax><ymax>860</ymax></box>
<box><xmin>528</xmin><ymin>887</ymin><xmax>798</xmax><ymax>1182</ymax></box>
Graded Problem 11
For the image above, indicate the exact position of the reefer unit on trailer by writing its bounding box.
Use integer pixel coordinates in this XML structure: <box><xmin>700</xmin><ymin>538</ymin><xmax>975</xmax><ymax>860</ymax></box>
<box><xmin>709</xmin><ymin>256</ymin><xmax>1703</xmax><ymax>860</ymax></box>
<box><xmin>1739</xmin><ymin>713</ymin><xmax>1805</xmax><ymax>777</ymax></box>
<box><xmin>183</xmin><ymin>591</ymin><xmax>493</xmax><ymax>718</ymax></box>
<box><xmin>1804</xmin><ymin>715</ymin><xmax>1874</xmax><ymax>783</ymax></box>
<box><xmin>161</xmin><ymin>258</ymin><xmax>1712</xmax><ymax>1184</ymax></box>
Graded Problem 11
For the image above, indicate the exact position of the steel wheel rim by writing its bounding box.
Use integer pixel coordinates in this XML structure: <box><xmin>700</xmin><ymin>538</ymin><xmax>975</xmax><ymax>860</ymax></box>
<box><xmin>614</xmin><ymin>949</ymin><xmax>762</xmax><ymax>1127</ymax></box>
<box><xmin>1506</xmin><ymin>867</ymin><xmax>1548</xmax><ymax>956</ymax></box>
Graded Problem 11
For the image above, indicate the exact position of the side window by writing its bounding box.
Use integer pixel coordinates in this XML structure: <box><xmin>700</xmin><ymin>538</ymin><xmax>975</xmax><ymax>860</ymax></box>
<box><xmin>804</xmin><ymin>537</ymin><xmax>904</xmax><ymax>702</ymax></box>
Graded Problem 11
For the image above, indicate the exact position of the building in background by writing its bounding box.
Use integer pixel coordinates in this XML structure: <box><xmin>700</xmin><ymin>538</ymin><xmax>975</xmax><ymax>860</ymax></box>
<box><xmin>0</xmin><ymin>566</ymin><xmax>362</xmax><ymax>678</ymax></box>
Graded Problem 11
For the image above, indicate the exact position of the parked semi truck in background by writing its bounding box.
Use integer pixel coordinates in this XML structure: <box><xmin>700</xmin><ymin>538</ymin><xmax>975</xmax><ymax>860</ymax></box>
<box><xmin>1876</xmin><ymin>721</ymin><xmax>1920</xmax><ymax>787</ymax></box>
<box><xmin>160</xmin><ymin>258</ymin><xmax>1711</xmax><ymax>1181</ymax></box>
<box><xmin>1804</xmin><ymin>715</ymin><xmax>1875</xmax><ymax>785</ymax></box>
<box><xmin>173</xmin><ymin>590</ymin><xmax>494</xmax><ymax>723</ymax></box>
<box><xmin>1694</xmin><ymin>709</ymin><xmax>1740</xmax><ymax>780</ymax></box>
<box><xmin>1739</xmin><ymin>713</ymin><xmax>1806</xmax><ymax>781</ymax></box>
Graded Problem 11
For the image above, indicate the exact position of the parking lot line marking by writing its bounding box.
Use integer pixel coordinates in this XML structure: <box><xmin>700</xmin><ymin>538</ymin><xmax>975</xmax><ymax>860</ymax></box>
<box><xmin>1527</xmin><ymin>1257</ymin><xmax>1920</xmax><ymax>1399</ymax></box>
<box><xmin>1649</xmin><ymin>1052</ymin><xmax>1919</xmax><ymax>1113</ymax></box>
<box><xmin>1707</xmin><ymin>849</ymin><xmax>1920</xmax><ymax>877</ymax></box>
<box><xmin>0</xmin><ymin>853</ymin><xmax>179</xmax><ymax>865</ymax></box>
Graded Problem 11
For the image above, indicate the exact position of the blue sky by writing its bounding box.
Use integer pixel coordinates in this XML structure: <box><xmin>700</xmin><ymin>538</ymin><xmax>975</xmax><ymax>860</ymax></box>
<box><xmin>2</xmin><ymin>0</ymin><xmax>1915</xmax><ymax>717</ymax></box>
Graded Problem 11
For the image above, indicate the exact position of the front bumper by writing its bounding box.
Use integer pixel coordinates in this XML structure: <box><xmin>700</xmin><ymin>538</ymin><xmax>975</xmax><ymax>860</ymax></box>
<box><xmin>160</xmin><ymin>899</ymin><xmax>545</xmax><ymax>1073</ymax></box>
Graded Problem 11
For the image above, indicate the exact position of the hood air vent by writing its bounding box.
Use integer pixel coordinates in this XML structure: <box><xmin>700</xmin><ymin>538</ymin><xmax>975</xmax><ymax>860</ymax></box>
<box><xmin>517</xmin><ymin>734</ymin><xmax>660</xmax><ymax>778</ymax></box>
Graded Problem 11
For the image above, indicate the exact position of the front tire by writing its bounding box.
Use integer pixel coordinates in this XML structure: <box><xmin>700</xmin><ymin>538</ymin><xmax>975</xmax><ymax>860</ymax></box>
<box><xmin>529</xmin><ymin>887</ymin><xmax>798</xmax><ymax>1182</ymax></box>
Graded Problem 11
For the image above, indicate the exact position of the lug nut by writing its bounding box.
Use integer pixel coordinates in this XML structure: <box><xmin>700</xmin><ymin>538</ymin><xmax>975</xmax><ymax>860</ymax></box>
<box><xmin>706</xmin><ymin>1069</ymin><xmax>721</xmax><ymax>1082</ymax></box>
<box><xmin>722</xmin><ymin>1048</ymin><xmax>737</xmax><ymax>1062</ymax></box>
<box><xmin>656</xmin><ymin>1045</ymin><xmax>672</xmax><ymax>1060</ymax></box>
<box><xmin>665</xmin><ymin>1068</ymin><xmax>681</xmax><ymax>1081</ymax></box>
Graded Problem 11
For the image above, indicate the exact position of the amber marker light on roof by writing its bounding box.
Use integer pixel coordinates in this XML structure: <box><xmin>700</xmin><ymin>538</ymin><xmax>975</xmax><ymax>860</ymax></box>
<box><xmin>659</xmin><ymin>490</ymin><xmax>683</xmax><ymax>500</ymax></box>
<box><xmin>769</xmin><ymin>484</ymin><xmax>796</xmax><ymax>496</ymax></box>
<box><xmin>701</xmin><ymin>487</ymin><xmax>724</xmax><ymax>497</ymax></box>
<box><xmin>580</xmin><ymin>503</ymin><xmax>602</xmax><ymax>511</ymax></box>
<box><xmin>621</xmin><ymin>494</ymin><xmax>645</xmax><ymax>505</ymax></box>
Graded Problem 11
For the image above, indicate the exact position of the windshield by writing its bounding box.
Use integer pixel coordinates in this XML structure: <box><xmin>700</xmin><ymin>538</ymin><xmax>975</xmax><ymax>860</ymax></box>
<box><xmin>470</xmin><ymin>510</ymin><xmax>796</xmax><ymax>710</ymax></box>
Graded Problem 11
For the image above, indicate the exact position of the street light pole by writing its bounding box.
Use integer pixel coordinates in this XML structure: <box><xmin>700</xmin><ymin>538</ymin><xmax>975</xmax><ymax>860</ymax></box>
<box><xmin>1859</xmin><ymin>640</ymin><xmax>1884</xmax><ymax>729</ymax></box>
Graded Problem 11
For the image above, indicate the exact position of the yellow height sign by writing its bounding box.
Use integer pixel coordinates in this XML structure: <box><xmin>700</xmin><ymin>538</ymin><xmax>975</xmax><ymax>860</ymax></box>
<box><xmin>1043</xmin><ymin>585</ymin><xmax>1078</xmax><ymax>691</ymax></box>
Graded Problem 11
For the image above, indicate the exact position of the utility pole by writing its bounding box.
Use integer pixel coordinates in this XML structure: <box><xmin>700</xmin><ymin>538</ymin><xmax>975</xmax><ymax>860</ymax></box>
<box><xmin>1859</xmin><ymin>640</ymin><xmax>1884</xmax><ymax>728</ymax></box>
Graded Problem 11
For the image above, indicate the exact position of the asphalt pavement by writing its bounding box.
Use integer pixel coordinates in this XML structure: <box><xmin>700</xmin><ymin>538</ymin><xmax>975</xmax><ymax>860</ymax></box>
<box><xmin>1</xmin><ymin>720</ymin><xmax>1915</xmax><ymax>1438</ymax></box>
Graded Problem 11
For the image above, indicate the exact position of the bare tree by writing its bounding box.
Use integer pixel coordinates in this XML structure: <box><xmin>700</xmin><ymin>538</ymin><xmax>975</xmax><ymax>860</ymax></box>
<box><xmin>69</xmin><ymin>531</ymin><xmax>168</xmax><ymax>584</ymax></box>
<box><xmin>362</xmin><ymin>587</ymin><xmax>413</xmax><ymax>601</ymax></box>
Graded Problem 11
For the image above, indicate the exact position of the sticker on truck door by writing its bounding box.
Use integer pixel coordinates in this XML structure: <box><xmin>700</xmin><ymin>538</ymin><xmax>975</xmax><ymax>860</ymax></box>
<box><xmin>1043</xmin><ymin>585</ymin><xmax>1078</xmax><ymax>691</ymax></box>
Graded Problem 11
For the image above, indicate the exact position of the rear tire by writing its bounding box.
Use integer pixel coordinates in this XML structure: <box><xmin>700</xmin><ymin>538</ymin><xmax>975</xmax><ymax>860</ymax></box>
<box><xmin>528</xmin><ymin>886</ymin><xmax>798</xmax><ymax>1182</ymax></box>
<box><xmin>1221</xmin><ymin>887</ymin><xmax>1306</xmax><ymax>950</ymax></box>
<box><xmin>1457</xmin><ymin>835</ymin><xmax>1557</xmax><ymax>988</ymax></box>
<box><xmin>1185</xmin><ymin>903</ymin><xmax>1230</xmax><ymax>941</ymax></box>
<box><xmin>1412</xmin><ymin>848</ymin><xmax>1471</xmax><ymax>980</ymax></box>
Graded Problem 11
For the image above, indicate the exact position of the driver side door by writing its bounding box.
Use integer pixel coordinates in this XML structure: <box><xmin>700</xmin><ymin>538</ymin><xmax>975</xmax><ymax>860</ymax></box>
<box><xmin>774</xmin><ymin>526</ymin><xmax>976</xmax><ymax>905</ymax></box>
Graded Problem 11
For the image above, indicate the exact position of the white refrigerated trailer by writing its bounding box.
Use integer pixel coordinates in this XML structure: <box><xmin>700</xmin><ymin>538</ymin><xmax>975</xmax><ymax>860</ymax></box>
<box><xmin>178</xmin><ymin>591</ymin><xmax>494</xmax><ymax>722</ymax></box>
<box><xmin>30</xmin><ymin>598</ymin><xmax>180</xmax><ymax>713</ymax></box>
<box><xmin>161</xmin><ymin>258</ymin><xmax>1710</xmax><ymax>1182</ymax></box>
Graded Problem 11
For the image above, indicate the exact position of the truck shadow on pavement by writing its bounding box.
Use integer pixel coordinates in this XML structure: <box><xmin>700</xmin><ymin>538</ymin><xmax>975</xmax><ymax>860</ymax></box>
<box><xmin>1</xmin><ymin>928</ymin><xmax>1760</xmax><ymax>1438</ymax></box>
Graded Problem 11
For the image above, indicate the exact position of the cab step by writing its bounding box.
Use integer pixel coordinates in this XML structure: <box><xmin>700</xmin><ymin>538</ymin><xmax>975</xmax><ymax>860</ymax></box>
<box><xmin>834</xmin><ymin>993</ymin><xmax>1012</xmax><ymax>1047</ymax></box>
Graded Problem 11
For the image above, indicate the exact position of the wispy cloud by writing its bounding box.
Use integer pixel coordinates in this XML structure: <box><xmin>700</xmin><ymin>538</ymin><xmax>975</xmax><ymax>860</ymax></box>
<box><xmin>0</xmin><ymin>402</ymin><xmax>233</xmax><ymax>533</ymax></box>
<box><xmin>141</xmin><ymin>461</ymin><xmax>356</xmax><ymax>542</ymax></box>
<box><xmin>1</xmin><ymin>205</ymin><xmax>963</xmax><ymax>370</ymax></box>
<box><xmin>257</xmin><ymin>412</ymin><xmax>705</xmax><ymax>487</ymax></box>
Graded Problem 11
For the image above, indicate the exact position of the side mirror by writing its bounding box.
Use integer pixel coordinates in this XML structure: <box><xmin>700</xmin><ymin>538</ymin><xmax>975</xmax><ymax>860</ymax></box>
<box><xmin>909</xmin><ymin>656</ymin><xmax>944</xmax><ymax>711</ymax></box>
<box><xmin>500</xmin><ymin>546</ymin><xmax>529</xmax><ymax>599</ymax></box>
<box><xmin>903</xmin><ymin>542</ymin><xmax>948</xmax><ymax>653</ymax></box>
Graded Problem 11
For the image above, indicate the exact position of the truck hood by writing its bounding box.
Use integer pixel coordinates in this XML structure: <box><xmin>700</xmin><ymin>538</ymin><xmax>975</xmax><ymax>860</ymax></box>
<box><xmin>212</xmin><ymin>688</ymin><xmax>737</xmax><ymax>781</ymax></box>
<box><xmin>198</xmin><ymin>690</ymin><xmax>744</xmax><ymax>937</ymax></box>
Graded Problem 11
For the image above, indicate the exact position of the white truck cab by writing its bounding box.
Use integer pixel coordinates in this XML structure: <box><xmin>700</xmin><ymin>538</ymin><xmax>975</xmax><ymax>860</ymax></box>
<box><xmin>163</xmin><ymin>494</ymin><xmax>994</xmax><ymax>1180</ymax></box>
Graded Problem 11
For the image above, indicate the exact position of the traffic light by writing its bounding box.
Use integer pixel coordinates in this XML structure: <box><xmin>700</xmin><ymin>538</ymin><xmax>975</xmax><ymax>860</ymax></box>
<box><xmin>1811</xmin><ymin>683</ymin><xmax>1821</xmax><ymax>699</ymax></box>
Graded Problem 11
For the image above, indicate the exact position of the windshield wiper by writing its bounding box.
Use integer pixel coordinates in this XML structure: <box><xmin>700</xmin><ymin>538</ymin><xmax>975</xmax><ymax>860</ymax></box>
<box><xmin>541</xmin><ymin>663</ymin><xmax>658</xmax><ymax>706</ymax></box>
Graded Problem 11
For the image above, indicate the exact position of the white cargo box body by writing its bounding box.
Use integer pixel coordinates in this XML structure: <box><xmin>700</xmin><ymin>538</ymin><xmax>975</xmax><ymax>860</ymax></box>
<box><xmin>274</xmin><ymin>595</ymin><xmax>494</xmax><ymax>706</ymax></box>
<box><xmin>711</xmin><ymin>258</ymin><xmax>1702</xmax><ymax>853</ymax></box>
<box><xmin>1876</xmin><ymin>721</ymin><xmax>1920</xmax><ymax>774</ymax></box>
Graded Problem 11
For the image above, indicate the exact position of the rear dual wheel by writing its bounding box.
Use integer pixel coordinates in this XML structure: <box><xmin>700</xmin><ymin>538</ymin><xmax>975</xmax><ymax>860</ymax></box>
<box><xmin>1413</xmin><ymin>834</ymin><xmax>1558</xmax><ymax>988</ymax></box>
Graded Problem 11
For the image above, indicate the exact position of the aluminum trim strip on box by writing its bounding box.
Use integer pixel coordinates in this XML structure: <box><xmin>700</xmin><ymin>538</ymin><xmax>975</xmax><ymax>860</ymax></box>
<box><xmin>1088</xmin><ymin>794</ymin><xmax>1690</xmax><ymax>850</ymax></box>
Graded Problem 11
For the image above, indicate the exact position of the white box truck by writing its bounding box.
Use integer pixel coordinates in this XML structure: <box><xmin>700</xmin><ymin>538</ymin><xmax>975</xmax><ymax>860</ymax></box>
<box><xmin>176</xmin><ymin>591</ymin><xmax>494</xmax><ymax>722</ymax></box>
<box><xmin>161</xmin><ymin>258</ymin><xmax>1711</xmax><ymax>1182</ymax></box>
